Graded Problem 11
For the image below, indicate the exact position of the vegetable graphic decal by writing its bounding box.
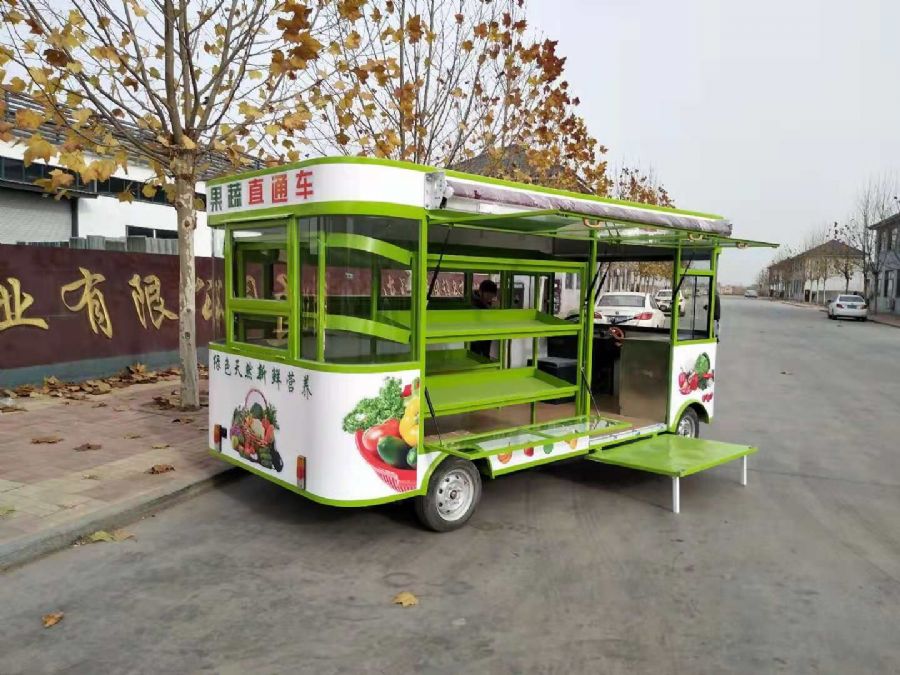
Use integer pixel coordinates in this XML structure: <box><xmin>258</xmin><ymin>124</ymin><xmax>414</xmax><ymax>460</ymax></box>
<box><xmin>229</xmin><ymin>389</ymin><xmax>283</xmax><ymax>472</ymax></box>
<box><xmin>678</xmin><ymin>352</ymin><xmax>714</xmax><ymax>401</ymax></box>
<box><xmin>343</xmin><ymin>377</ymin><xmax>419</xmax><ymax>492</ymax></box>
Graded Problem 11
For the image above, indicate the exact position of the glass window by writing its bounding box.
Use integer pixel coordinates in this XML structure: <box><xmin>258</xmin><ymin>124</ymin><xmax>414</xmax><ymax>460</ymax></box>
<box><xmin>598</xmin><ymin>294</ymin><xmax>645</xmax><ymax>308</ymax></box>
<box><xmin>233</xmin><ymin>313</ymin><xmax>289</xmax><ymax>350</ymax></box>
<box><xmin>233</xmin><ymin>226</ymin><xmax>288</xmax><ymax>300</ymax></box>
<box><xmin>679</xmin><ymin>275</ymin><xmax>712</xmax><ymax>340</ymax></box>
<box><xmin>2</xmin><ymin>157</ymin><xmax>24</xmax><ymax>182</ymax></box>
<box><xmin>320</xmin><ymin>215</ymin><xmax>417</xmax><ymax>364</ymax></box>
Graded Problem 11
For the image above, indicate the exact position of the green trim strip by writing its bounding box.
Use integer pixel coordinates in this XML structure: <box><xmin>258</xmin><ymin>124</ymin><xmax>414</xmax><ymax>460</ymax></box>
<box><xmin>326</xmin><ymin>232</ymin><xmax>413</xmax><ymax>266</ymax></box>
<box><xmin>209</xmin><ymin>200</ymin><xmax>426</xmax><ymax>226</ymax></box>
<box><xmin>325</xmin><ymin>314</ymin><xmax>411</xmax><ymax>344</ymax></box>
<box><xmin>230</xmin><ymin>297</ymin><xmax>290</xmax><ymax>316</ymax></box>
<box><xmin>211</xmin><ymin>450</ymin><xmax>421</xmax><ymax>506</ymax></box>
<box><xmin>669</xmin><ymin>400</ymin><xmax>711</xmax><ymax>431</ymax></box>
<box><xmin>427</xmin><ymin>253</ymin><xmax>583</xmax><ymax>274</ymax></box>
<box><xmin>209</xmin><ymin>342</ymin><xmax>420</xmax><ymax>374</ymax></box>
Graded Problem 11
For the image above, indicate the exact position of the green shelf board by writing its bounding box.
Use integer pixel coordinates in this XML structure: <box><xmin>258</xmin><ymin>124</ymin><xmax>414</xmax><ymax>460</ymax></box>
<box><xmin>426</xmin><ymin>309</ymin><xmax>580</xmax><ymax>343</ymax></box>
<box><xmin>587</xmin><ymin>434</ymin><xmax>757</xmax><ymax>478</ymax></box>
<box><xmin>425</xmin><ymin>349</ymin><xmax>500</xmax><ymax>374</ymax></box>
<box><xmin>425</xmin><ymin>367</ymin><xmax>578</xmax><ymax>416</ymax></box>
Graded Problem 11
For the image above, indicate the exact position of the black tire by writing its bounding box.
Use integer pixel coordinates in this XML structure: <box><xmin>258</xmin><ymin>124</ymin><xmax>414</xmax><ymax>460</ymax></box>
<box><xmin>676</xmin><ymin>407</ymin><xmax>700</xmax><ymax>438</ymax></box>
<box><xmin>860</xmin><ymin>317</ymin><xmax>867</xmax><ymax>322</ymax></box>
<box><xmin>414</xmin><ymin>457</ymin><xmax>481</xmax><ymax>532</ymax></box>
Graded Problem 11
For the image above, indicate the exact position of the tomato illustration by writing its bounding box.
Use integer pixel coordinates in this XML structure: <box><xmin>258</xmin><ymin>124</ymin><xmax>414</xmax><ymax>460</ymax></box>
<box><xmin>524</xmin><ymin>447</ymin><xmax>535</xmax><ymax>457</ymax></box>
<box><xmin>497</xmin><ymin>452</ymin><xmax>513</xmax><ymax>464</ymax></box>
<box><xmin>688</xmin><ymin>373</ymin><xmax>699</xmax><ymax>391</ymax></box>
<box><xmin>361</xmin><ymin>418</ymin><xmax>401</xmax><ymax>452</ymax></box>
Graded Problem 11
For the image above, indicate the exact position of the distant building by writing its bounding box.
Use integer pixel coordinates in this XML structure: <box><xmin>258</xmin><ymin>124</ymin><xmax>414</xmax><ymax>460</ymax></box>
<box><xmin>0</xmin><ymin>91</ymin><xmax>239</xmax><ymax>256</ymax></box>
<box><xmin>766</xmin><ymin>239</ymin><xmax>864</xmax><ymax>304</ymax></box>
<box><xmin>870</xmin><ymin>213</ymin><xmax>900</xmax><ymax>315</ymax></box>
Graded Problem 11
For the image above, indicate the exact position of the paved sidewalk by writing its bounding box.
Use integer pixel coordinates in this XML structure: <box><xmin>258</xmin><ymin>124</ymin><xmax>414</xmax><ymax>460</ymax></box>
<box><xmin>869</xmin><ymin>312</ymin><xmax>900</xmax><ymax>328</ymax></box>
<box><xmin>0</xmin><ymin>378</ymin><xmax>229</xmax><ymax>569</ymax></box>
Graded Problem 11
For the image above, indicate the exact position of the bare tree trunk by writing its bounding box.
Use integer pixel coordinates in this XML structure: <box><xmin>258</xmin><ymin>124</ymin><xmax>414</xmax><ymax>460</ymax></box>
<box><xmin>174</xmin><ymin>159</ymin><xmax>199</xmax><ymax>410</ymax></box>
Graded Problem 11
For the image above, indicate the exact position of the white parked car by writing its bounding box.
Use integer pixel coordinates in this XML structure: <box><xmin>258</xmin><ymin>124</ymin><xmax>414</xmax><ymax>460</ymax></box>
<box><xmin>595</xmin><ymin>292</ymin><xmax>666</xmax><ymax>328</ymax></box>
<box><xmin>654</xmin><ymin>288</ymin><xmax>685</xmax><ymax>315</ymax></box>
<box><xmin>744</xmin><ymin>289</ymin><xmax>759</xmax><ymax>298</ymax></box>
<box><xmin>827</xmin><ymin>294</ymin><xmax>868</xmax><ymax>321</ymax></box>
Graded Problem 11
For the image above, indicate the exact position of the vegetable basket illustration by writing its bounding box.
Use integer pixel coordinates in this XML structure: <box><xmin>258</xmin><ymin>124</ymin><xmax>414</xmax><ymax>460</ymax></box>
<box><xmin>230</xmin><ymin>388</ymin><xmax>284</xmax><ymax>472</ymax></box>
<box><xmin>343</xmin><ymin>377</ymin><xmax>420</xmax><ymax>493</ymax></box>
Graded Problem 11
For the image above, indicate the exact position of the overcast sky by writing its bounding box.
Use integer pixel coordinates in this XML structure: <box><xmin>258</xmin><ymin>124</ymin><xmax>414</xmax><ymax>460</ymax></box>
<box><xmin>529</xmin><ymin>0</ymin><xmax>900</xmax><ymax>284</ymax></box>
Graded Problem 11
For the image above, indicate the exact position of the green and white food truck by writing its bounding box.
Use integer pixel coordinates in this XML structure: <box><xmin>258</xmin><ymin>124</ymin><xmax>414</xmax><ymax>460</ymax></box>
<box><xmin>207</xmin><ymin>157</ymin><xmax>774</xmax><ymax>530</ymax></box>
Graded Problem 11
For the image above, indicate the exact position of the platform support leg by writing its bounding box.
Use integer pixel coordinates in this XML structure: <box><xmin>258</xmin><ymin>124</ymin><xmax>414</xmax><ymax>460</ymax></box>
<box><xmin>672</xmin><ymin>477</ymin><xmax>680</xmax><ymax>514</ymax></box>
<box><xmin>740</xmin><ymin>456</ymin><xmax>747</xmax><ymax>486</ymax></box>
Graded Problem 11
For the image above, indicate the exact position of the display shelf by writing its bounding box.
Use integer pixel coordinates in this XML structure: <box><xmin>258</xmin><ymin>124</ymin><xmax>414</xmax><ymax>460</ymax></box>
<box><xmin>426</xmin><ymin>309</ymin><xmax>580</xmax><ymax>344</ymax></box>
<box><xmin>425</xmin><ymin>367</ymin><xmax>579</xmax><ymax>417</ymax></box>
<box><xmin>425</xmin><ymin>348</ymin><xmax>499</xmax><ymax>374</ymax></box>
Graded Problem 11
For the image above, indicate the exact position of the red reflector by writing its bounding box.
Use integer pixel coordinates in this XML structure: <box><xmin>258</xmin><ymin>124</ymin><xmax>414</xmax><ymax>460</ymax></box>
<box><xmin>635</xmin><ymin>312</ymin><xmax>653</xmax><ymax>321</ymax></box>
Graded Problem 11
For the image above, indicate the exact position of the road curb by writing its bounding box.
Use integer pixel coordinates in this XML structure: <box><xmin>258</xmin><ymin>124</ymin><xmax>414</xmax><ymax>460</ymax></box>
<box><xmin>869</xmin><ymin>316</ymin><xmax>900</xmax><ymax>328</ymax></box>
<box><xmin>0</xmin><ymin>466</ymin><xmax>241</xmax><ymax>573</ymax></box>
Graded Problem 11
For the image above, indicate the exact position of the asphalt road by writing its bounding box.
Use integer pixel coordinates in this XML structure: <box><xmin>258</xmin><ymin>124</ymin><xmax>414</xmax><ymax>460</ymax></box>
<box><xmin>2</xmin><ymin>299</ymin><xmax>899</xmax><ymax>674</ymax></box>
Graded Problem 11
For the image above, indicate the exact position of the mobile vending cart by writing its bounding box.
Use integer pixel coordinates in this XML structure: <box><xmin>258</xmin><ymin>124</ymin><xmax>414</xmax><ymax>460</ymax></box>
<box><xmin>207</xmin><ymin>157</ymin><xmax>775</xmax><ymax>530</ymax></box>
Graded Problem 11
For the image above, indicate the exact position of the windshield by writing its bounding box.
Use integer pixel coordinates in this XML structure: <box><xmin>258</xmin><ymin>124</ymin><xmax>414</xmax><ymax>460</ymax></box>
<box><xmin>838</xmin><ymin>295</ymin><xmax>864</xmax><ymax>302</ymax></box>
<box><xmin>598</xmin><ymin>294</ymin><xmax>645</xmax><ymax>308</ymax></box>
<box><xmin>657</xmin><ymin>291</ymin><xmax>672</xmax><ymax>298</ymax></box>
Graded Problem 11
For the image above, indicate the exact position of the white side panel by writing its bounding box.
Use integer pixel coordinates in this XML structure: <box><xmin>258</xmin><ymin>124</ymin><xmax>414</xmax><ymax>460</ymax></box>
<box><xmin>209</xmin><ymin>163</ymin><xmax>426</xmax><ymax>216</ymax></box>
<box><xmin>208</xmin><ymin>348</ymin><xmax>421</xmax><ymax>502</ymax></box>
<box><xmin>668</xmin><ymin>342</ymin><xmax>716</xmax><ymax>427</ymax></box>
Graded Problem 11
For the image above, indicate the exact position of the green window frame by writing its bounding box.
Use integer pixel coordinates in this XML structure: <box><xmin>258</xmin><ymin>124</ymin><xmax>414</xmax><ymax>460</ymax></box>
<box><xmin>226</xmin><ymin>221</ymin><xmax>292</xmax><ymax>356</ymax></box>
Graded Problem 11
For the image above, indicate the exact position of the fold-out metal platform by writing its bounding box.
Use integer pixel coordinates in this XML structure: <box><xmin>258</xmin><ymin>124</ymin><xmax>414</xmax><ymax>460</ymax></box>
<box><xmin>587</xmin><ymin>435</ymin><xmax>756</xmax><ymax>513</ymax></box>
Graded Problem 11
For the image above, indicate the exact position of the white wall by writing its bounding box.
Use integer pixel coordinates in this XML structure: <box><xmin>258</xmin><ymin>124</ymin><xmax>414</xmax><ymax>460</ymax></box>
<box><xmin>0</xmin><ymin>139</ymin><xmax>215</xmax><ymax>256</ymax></box>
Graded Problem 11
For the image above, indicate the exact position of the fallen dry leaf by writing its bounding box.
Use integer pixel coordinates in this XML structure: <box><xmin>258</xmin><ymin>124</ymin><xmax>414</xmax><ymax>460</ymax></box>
<box><xmin>124</xmin><ymin>432</ymin><xmax>143</xmax><ymax>439</ymax></box>
<box><xmin>32</xmin><ymin>435</ymin><xmax>63</xmax><ymax>444</ymax></box>
<box><xmin>74</xmin><ymin>443</ymin><xmax>102</xmax><ymax>452</ymax></box>
<box><xmin>171</xmin><ymin>417</ymin><xmax>195</xmax><ymax>424</ymax></box>
<box><xmin>151</xmin><ymin>443</ymin><xmax>170</xmax><ymax>449</ymax></box>
<box><xmin>113</xmin><ymin>406</ymin><xmax>129</xmax><ymax>412</ymax></box>
<box><xmin>92</xmin><ymin>402</ymin><xmax>108</xmax><ymax>408</ymax></box>
<box><xmin>88</xmin><ymin>529</ymin><xmax>133</xmax><ymax>543</ymax></box>
<box><xmin>0</xmin><ymin>505</ymin><xmax>15</xmax><ymax>518</ymax></box>
<box><xmin>1</xmin><ymin>404</ymin><xmax>26</xmax><ymax>413</ymax></box>
<box><xmin>148</xmin><ymin>463</ymin><xmax>175</xmax><ymax>474</ymax></box>
<box><xmin>82</xmin><ymin>473</ymin><xmax>99</xmax><ymax>480</ymax></box>
<box><xmin>392</xmin><ymin>591</ymin><xmax>418</xmax><ymax>608</ymax></box>
<box><xmin>42</xmin><ymin>612</ymin><xmax>64</xmax><ymax>628</ymax></box>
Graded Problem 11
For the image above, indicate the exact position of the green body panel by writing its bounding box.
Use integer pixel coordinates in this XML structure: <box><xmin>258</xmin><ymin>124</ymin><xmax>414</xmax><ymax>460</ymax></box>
<box><xmin>587</xmin><ymin>434</ymin><xmax>756</xmax><ymax>478</ymax></box>
<box><xmin>426</xmin><ymin>367</ymin><xmax>578</xmax><ymax>416</ymax></box>
<box><xmin>425</xmin><ymin>308</ymin><xmax>580</xmax><ymax>343</ymax></box>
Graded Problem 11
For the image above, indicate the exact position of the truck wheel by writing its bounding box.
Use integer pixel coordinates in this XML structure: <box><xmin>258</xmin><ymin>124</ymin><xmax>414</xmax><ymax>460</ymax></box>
<box><xmin>676</xmin><ymin>407</ymin><xmax>700</xmax><ymax>438</ymax></box>
<box><xmin>415</xmin><ymin>457</ymin><xmax>481</xmax><ymax>532</ymax></box>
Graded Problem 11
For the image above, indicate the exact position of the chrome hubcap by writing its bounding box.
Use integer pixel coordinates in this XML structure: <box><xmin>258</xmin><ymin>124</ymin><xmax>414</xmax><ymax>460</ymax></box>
<box><xmin>436</xmin><ymin>469</ymin><xmax>474</xmax><ymax>522</ymax></box>
<box><xmin>678</xmin><ymin>416</ymin><xmax>696</xmax><ymax>437</ymax></box>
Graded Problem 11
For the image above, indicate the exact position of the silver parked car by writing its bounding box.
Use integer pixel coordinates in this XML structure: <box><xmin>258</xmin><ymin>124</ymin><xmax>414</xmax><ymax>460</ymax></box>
<box><xmin>827</xmin><ymin>294</ymin><xmax>868</xmax><ymax>321</ymax></box>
